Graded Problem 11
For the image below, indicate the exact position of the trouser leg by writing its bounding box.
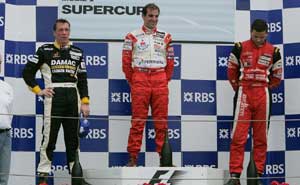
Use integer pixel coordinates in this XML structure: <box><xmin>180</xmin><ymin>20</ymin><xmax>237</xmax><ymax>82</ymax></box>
<box><xmin>0</xmin><ymin>131</ymin><xmax>11</xmax><ymax>185</ymax></box>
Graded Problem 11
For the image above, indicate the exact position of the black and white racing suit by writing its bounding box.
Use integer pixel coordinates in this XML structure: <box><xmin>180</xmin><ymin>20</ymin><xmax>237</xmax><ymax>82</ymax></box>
<box><xmin>22</xmin><ymin>41</ymin><xmax>89</xmax><ymax>174</ymax></box>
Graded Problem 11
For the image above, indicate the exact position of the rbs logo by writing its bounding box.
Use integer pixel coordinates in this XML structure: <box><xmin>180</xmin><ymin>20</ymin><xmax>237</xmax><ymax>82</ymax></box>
<box><xmin>148</xmin><ymin>129</ymin><xmax>180</xmax><ymax>140</ymax></box>
<box><xmin>272</xmin><ymin>93</ymin><xmax>283</xmax><ymax>103</ymax></box>
<box><xmin>267</xmin><ymin>22</ymin><xmax>282</xmax><ymax>33</ymax></box>
<box><xmin>86</xmin><ymin>129</ymin><xmax>107</xmax><ymax>139</ymax></box>
<box><xmin>265</xmin><ymin>164</ymin><xmax>284</xmax><ymax>175</ymax></box>
<box><xmin>51</xmin><ymin>165</ymin><xmax>68</xmax><ymax>174</ymax></box>
<box><xmin>0</xmin><ymin>16</ymin><xmax>4</xmax><ymax>26</ymax></box>
<box><xmin>285</xmin><ymin>56</ymin><xmax>300</xmax><ymax>66</ymax></box>
<box><xmin>85</xmin><ymin>55</ymin><xmax>106</xmax><ymax>66</ymax></box>
<box><xmin>218</xmin><ymin>56</ymin><xmax>228</xmax><ymax>67</ymax></box>
<box><xmin>111</xmin><ymin>92</ymin><xmax>131</xmax><ymax>103</ymax></box>
<box><xmin>174</xmin><ymin>56</ymin><xmax>180</xmax><ymax>67</ymax></box>
<box><xmin>183</xmin><ymin>92</ymin><xmax>215</xmax><ymax>103</ymax></box>
<box><xmin>6</xmin><ymin>54</ymin><xmax>34</xmax><ymax>65</ymax></box>
<box><xmin>11</xmin><ymin>128</ymin><xmax>34</xmax><ymax>139</ymax></box>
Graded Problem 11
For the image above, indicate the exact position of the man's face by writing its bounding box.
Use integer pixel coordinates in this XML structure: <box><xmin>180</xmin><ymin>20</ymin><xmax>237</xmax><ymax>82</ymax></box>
<box><xmin>251</xmin><ymin>29</ymin><xmax>268</xmax><ymax>47</ymax></box>
<box><xmin>53</xmin><ymin>22</ymin><xmax>70</xmax><ymax>46</ymax></box>
<box><xmin>142</xmin><ymin>8</ymin><xmax>159</xmax><ymax>29</ymax></box>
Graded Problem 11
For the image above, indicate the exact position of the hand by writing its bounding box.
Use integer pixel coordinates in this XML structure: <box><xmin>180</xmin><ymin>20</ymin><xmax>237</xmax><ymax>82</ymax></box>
<box><xmin>38</xmin><ymin>87</ymin><xmax>55</xmax><ymax>98</ymax></box>
<box><xmin>81</xmin><ymin>104</ymin><xmax>90</xmax><ymax>117</ymax></box>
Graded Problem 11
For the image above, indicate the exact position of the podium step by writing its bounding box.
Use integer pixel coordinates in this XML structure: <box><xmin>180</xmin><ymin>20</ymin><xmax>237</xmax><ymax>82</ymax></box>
<box><xmin>80</xmin><ymin>167</ymin><xmax>228</xmax><ymax>185</ymax></box>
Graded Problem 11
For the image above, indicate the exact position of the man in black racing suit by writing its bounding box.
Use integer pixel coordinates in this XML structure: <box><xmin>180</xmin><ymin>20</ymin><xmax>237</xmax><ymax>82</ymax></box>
<box><xmin>22</xmin><ymin>19</ymin><xmax>90</xmax><ymax>185</ymax></box>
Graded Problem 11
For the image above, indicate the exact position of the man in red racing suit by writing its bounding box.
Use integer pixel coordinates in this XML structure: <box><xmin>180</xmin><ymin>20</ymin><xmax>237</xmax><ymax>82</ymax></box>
<box><xmin>225</xmin><ymin>19</ymin><xmax>282</xmax><ymax>185</ymax></box>
<box><xmin>122</xmin><ymin>3</ymin><xmax>174</xmax><ymax>167</ymax></box>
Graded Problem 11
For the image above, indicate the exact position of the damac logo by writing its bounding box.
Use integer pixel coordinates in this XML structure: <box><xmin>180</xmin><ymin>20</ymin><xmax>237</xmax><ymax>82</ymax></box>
<box><xmin>287</xmin><ymin>127</ymin><xmax>300</xmax><ymax>138</ymax></box>
<box><xmin>285</xmin><ymin>56</ymin><xmax>300</xmax><ymax>66</ymax></box>
<box><xmin>111</xmin><ymin>92</ymin><xmax>131</xmax><ymax>103</ymax></box>
<box><xmin>147</xmin><ymin>128</ymin><xmax>180</xmax><ymax>140</ymax></box>
<box><xmin>267</xmin><ymin>22</ymin><xmax>282</xmax><ymax>33</ymax></box>
<box><xmin>11</xmin><ymin>128</ymin><xmax>34</xmax><ymax>139</ymax></box>
<box><xmin>6</xmin><ymin>54</ymin><xmax>34</xmax><ymax>64</ymax></box>
<box><xmin>85</xmin><ymin>55</ymin><xmax>107</xmax><ymax>66</ymax></box>
<box><xmin>272</xmin><ymin>93</ymin><xmax>283</xmax><ymax>103</ymax></box>
<box><xmin>265</xmin><ymin>164</ymin><xmax>284</xmax><ymax>175</ymax></box>
<box><xmin>183</xmin><ymin>92</ymin><xmax>215</xmax><ymax>103</ymax></box>
<box><xmin>218</xmin><ymin>56</ymin><xmax>228</xmax><ymax>67</ymax></box>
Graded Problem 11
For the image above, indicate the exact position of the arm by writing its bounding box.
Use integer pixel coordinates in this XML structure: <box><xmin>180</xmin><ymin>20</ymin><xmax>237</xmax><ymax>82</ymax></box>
<box><xmin>227</xmin><ymin>42</ymin><xmax>242</xmax><ymax>91</ymax></box>
<box><xmin>122</xmin><ymin>33</ymin><xmax>136</xmax><ymax>85</ymax></box>
<box><xmin>77</xmin><ymin>53</ymin><xmax>90</xmax><ymax>117</ymax></box>
<box><xmin>22</xmin><ymin>48</ymin><xmax>42</xmax><ymax>93</ymax></box>
<box><xmin>164</xmin><ymin>33</ymin><xmax>174</xmax><ymax>81</ymax></box>
<box><xmin>269</xmin><ymin>47</ymin><xmax>282</xmax><ymax>89</ymax></box>
<box><xmin>22</xmin><ymin>47</ymin><xmax>54</xmax><ymax>97</ymax></box>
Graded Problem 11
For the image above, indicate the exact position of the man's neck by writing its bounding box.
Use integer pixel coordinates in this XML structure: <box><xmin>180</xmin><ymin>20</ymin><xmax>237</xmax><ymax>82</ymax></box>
<box><xmin>54</xmin><ymin>40</ymin><xmax>70</xmax><ymax>49</ymax></box>
<box><xmin>143</xmin><ymin>25</ymin><xmax>156</xmax><ymax>34</ymax></box>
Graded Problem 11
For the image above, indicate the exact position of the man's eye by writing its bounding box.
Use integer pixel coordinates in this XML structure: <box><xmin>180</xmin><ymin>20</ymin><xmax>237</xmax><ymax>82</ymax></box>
<box><xmin>148</xmin><ymin>15</ymin><xmax>158</xmax><ymax>18</ymax></box>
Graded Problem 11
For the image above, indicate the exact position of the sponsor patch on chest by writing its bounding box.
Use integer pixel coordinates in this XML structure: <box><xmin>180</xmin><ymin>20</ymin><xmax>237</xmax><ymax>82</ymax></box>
<box><xmin>258</xmin><ymin>54</ymin><xmax>272</xmax><ymax>66</ymax></box>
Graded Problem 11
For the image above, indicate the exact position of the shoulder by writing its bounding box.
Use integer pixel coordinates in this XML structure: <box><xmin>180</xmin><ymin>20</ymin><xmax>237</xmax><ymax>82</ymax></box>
<box><xmin>38</xmin><ymin>44</ymin><xmax>55</xmax><ymax>51</ymax></box>
<box><xmin>124</xmin><ymin>29</ymin><xmax>142</xmax><ymax>41</ymax></box>
<box><xmin>241</xmin><ymin>40</ymin><xmax>251</xmax><ymax>46</ymax></box>
<box><xmin>156</xmin><ymin>29</ymin><xmax>171</xmax><ymax>37</ymax></box>
<box><xmin>70</xmin><ymin>45</ymin><xmax>83</xmax><ymax>53</ymax></box>
<box><xmin>129</xmin><ymin>29</ymin><xmax>143</xmax><ymax>37</ymax></box>
<box><xmin>265</xmin><ymin>42</ymin><xmax>276</xmax><ymax>49</ymax></box>
<box><xmin>234</xmin><ymin>42</ymin><xmax>242</xmax><ymax>47</ymax></box>
<box><xmin>232</xmin><ymin>42</ymin><xmax>242</xmax><ymax>51</ymax></box>
<box><xmin>69</xmin><ymin>45</ymin><xmax>83</xmax><ymax>58</ymax></box>
<box><xmin>274</xmin><ymin>47</ymin><xmax>280</xmax><ymax>53</ymax></box>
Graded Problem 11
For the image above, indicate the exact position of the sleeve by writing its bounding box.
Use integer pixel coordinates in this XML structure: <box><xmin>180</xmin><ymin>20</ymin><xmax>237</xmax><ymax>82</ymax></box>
<box><xmin>76</xmin><ymin>52</ymin><xmax>89</xmax><ymax>104</ymax></box>
<box><xmin>269</xmin><ymin>47</ymin><xmax>282</xmax><ymax>89</ymax></box>
<box><xmin>164</xmin><ymin>33</ymin><xmax>174</xmax><ymax>81</ymax></box>
<box><xmin>22</xmin><ymin>47</ymin><xmax>44</xmax><ymax>94</ymax></box>
<box><xmin>227</xmin><ymin>42</ymin><xmax>242</xmax><ymax>91</ymax></box>
<box><xmin>122</xmin><ymin>33</ymin><xmax>135</xmax><ymax>84</ymax></box>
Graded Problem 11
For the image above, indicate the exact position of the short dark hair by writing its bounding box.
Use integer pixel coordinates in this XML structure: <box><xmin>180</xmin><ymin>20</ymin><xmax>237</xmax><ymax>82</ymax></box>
<box><xmin>53</xmin><ymin>19</ymin><xmax>70</xmax><ymax>31</ymax></box>
<box><xmin>142</xmin><ymin>3</ymin><xmax>160</xmax><ymax>16</ymax></box>
<box><xmin>251</xmin><ymin>19</ymin><xmax>268</xmax><ymax>32</ymax></box>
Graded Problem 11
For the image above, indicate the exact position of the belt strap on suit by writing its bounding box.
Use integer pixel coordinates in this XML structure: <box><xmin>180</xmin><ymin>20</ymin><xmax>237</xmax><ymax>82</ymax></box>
<box><xmin>134</xmin><ymin>67</ymin><xmax>165</xmax><ymax>73</ymax></box>
<box><xmin>51</xmin><ymin>83</ymin><xmax>77</xmax><ymax>88</ymax></box>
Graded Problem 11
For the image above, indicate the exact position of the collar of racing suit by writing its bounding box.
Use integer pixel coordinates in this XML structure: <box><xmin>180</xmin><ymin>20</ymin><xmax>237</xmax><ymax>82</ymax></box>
<box><xmin>54</xmin><ymin>40</ymin><xmax>72</xmax><ymax>50</ymax></box>
<box><xmin>142</xmin><ymin>25</ymin><xmax>157</xmax><ymax>34</ymax></box>
<box><xmin>250</xmin><ymin>38</ymin><xmax>267</xmax><ymax>48</ymax></box>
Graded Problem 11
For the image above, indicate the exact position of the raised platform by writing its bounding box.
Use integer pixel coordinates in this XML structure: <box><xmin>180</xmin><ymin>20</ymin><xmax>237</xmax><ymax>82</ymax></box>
<box><xmin>55</xmin><ymin>167</ymin><xmax>228</xmax><ymax>185</ymax></box>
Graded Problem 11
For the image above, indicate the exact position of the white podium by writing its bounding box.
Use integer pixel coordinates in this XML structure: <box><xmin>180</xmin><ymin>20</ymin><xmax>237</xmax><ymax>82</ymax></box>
<box><xmin>80</xmin><ymin>167</ymin><xmax>228</xmax><ymax>185</ymax></box>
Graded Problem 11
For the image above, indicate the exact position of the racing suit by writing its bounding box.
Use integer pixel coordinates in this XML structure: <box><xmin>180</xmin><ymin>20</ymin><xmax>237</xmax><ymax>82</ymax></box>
<box><xmin>227</xmin><ymin>40</ymin><xmax>282</xmax><ymax>174</ymax></box>
<box><xmin>22</xmin><ymin>41</ymin><xmax>89</xmax><ymax>174</ymax></box>
<box><xmin>122</xmin><ymin>26</ymin><xmax>174</xmax><ymax>159</ymax></box>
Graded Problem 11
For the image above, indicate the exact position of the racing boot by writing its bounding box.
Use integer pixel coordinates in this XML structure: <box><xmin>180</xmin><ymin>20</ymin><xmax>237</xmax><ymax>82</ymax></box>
<box><xmin>224</xmin><ymin>173</ymin><xmax>241</xmax><ymax>185</ymax></box>
<box><xmin>38</xmin><ymin>172</ymin><xmax>48</xmax><ymax>185</ymax></box>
